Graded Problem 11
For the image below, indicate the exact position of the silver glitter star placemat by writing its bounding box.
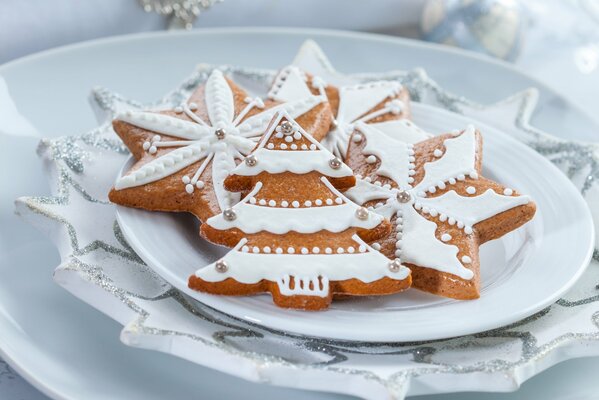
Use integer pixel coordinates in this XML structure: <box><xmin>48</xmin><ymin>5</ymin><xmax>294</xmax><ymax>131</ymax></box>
<box><xmin>15</xmin><ymin>63</ymin><xmax>599</xmax><ymax>399</ymax></box>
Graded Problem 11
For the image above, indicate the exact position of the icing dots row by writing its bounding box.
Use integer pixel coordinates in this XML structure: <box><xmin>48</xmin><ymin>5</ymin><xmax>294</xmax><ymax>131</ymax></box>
<box><xmin>268</xmin><ymin>67</ymin><xmax>308</xmax><ymax>98</ymax></box>
<box><xmin>237</xmin><ymin>98</ymin><xmax>322</xmax><ymax>133</ymax></box>
<box><xmin>121</xmin><ymin>146</ymin><xmax>203</xmax><ymax>184</ymax></box>
<box><xmin>248</xmin><ymin>197</ymin><xmax>344</xmax><ymax>207</ymax></box>
<box><xmin>418</xmin><ymin>170</ymin><xmax>479</xmax><ymax>196</ymax></box>
<box><xmin>266</xmin><ymin>142</ymin><xmax>317</xmax><ymax>151</ymax></box>
<box><xmin>393</xmin><ymin>209</ymin><xmax>405</xmax><ymax>259</ymax></box>
<box><xmin>460</xmin><ymin>185</ymin><xmax>513</xmax><ymax>197</ymax></box>
<box><xmin>406</xmin><ymin>144</ymin><xmax>416</xmax><ymax>185</ymax></box>
<box><xmin>344</xmin><ymin>81</ymin><xmax>402</xmax><ymax>95</ymax></box>
<box><xmin>240</xmin><ymin>245</ymin><xmax>368</xmax><ymax>254</ymax></box>
<box><xmin>414</xmin><ymin>203</ymin><xmax>474</xmax><ymax>235</ymax></box>
<box><xmin>356</xmin><ymin>175</ymin><xmax>393</xmax><ymax>190</ymax></box>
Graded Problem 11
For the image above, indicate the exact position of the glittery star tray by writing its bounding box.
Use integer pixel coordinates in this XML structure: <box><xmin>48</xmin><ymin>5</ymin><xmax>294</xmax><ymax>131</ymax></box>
<box><xmin>16</xmin><ymin>39</ymin><xmax>597</xmax><ymax>399</ymax></box>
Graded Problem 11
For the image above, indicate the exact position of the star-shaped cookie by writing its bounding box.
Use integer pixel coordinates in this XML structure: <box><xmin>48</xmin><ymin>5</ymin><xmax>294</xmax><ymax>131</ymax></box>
<box><xmin>344</xmin><ymin>123</ymin><xmax>537</xmax><ymax>299</ymax></box>
<box><xmin>109</xmin><ymin>69</ymin><xmax>332</xmax><ymax>222</ymax></box>
<box><xmin>268</xmin><ymin>65</ymin><xmax>415</xmax><ymax>159</ymax></box>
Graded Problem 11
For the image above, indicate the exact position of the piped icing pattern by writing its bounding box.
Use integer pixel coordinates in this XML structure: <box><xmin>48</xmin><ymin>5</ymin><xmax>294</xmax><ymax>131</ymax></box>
<box><xmin>267</xmin><ymin>65</ymin><xmax>425</xmax><ymax>160</ymax></box>
<box><xmin>114</xmin><ymin>69</ymin><xmax>326</xmax><ymax>210</ymax></box>
<box><xmin>345</xmin><ymin>124</ymin><xmax>532</xmax><ymax>280</ymax></box>
<box><xmin>196</xmin><ymin>235</ymin><xmax>408</xmax><ymax>298</ymax></box>
<box><xmin>194</xmin><ymin>111</ymin><xmax>409</xmax><ymax>299</ymax></box>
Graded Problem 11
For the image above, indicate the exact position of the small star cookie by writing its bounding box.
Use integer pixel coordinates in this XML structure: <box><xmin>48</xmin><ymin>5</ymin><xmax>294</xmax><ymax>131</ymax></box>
<box><xmin>269</xmin><ymin>66</ymin><xmax>413</xmax><ymax>159</ymax></box>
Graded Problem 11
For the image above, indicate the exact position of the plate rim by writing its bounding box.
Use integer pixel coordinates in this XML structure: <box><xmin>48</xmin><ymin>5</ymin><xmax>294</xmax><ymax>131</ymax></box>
<box><xmin>116</xmin><ymin>101</ymin><xmax>595</xmax><ymax>342</ymax></box>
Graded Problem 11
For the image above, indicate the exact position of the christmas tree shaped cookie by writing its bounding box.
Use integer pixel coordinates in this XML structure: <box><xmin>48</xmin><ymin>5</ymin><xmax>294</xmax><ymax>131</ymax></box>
<box><xmin>109</xmin><ymin>69</ymin><xmax>332</xmax><ymax>223</ymax></box>
<box><xmin>344</xmin><ymin>123</ymin><xmax>537</xmax><ymax>299</ymax></box>
<box><xmin>189</xmin><ymin>111</ymin><xmax>411</xmax><ymax>310</ymax></box>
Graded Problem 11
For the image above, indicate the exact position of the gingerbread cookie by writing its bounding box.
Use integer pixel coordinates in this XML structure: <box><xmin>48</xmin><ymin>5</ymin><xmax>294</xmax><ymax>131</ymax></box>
<box><xmin>269</xmin><ymin>66</ymin><xmax>413</xmax><ymax>159</ymax></box>
<box><xmin>109</xmin><ymin>69</ymin><xmax>332</xmax><ymax>223</ymax></box>
<box><xmin>189</xmin><ymin>111</ymin><xmax>411</xmax><ymax>310</ymax></box>
<box><xmin>344</xmin><ymin>123</ymin><xmax>536</xmax><ymax>299</ymax></box>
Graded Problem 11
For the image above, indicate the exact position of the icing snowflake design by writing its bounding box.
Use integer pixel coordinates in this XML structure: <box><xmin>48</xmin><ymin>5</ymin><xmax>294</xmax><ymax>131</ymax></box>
<box><xmin>321</xmin><ymin>81</ymin><xmax>406</xmax><ymax>159</ymax></box>
<box><xmin>267</xmin><ymin>66</ymin><xmax>413</xmax><ymax>159</ymax></box>
<box><xmin>114</xmin><ymin>69</ymin><xmax>325</xmax><ymax>210</ymax></box>
<box><xmin>345</xmin><ymin>123</ymin><xmax>532</xmax><ymax>280</ymax></box>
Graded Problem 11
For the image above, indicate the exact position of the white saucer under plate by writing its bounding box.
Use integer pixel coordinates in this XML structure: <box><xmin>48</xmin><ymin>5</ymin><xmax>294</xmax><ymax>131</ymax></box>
<box><xmin>4</xmin><ymin>28</ymin><xmax>599</xmax><ymax>400</ymax></box>
<box><xmin>116</xmin><ymin>102</ymin><xmax>592</xmax><ymax>342</ymax></box>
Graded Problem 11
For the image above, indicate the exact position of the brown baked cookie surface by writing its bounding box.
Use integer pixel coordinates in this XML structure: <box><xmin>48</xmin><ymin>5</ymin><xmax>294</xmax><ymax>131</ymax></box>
<box><xmin>344</xmin><ymin>123</ymin><xmax>536</xmax><ymax>300</ymax></box>
<box><xmin>189</xmin><ymin>112</ymin><xmax>411</xmax><ymax>310</ymax></box>
<box><xmin>109</xmin><ymin>68</ymin><xmax>332</xmax><ymax>223</ymax></box>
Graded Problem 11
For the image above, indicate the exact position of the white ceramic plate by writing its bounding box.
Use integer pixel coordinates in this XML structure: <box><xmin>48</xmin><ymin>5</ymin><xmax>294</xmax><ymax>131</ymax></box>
<box><xmin>116</xmin><ymin>102</ymin><xmax>592</xmax><ymax>342</ymax></box>
<box><xmin>2</xmin><ymin>28</ymin><xmax>597</xmax><ymax>399</ymax></box>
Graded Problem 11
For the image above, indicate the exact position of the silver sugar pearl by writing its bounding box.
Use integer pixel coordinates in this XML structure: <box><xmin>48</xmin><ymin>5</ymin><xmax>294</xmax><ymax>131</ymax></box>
<box><xmin>355</xmin><ymin>207</ymin><xmax>369</xmax><ymax>220</ymax></box>
<box><xmin>329</xmin><ymin>157</ymin><xmax>342</xmax><ymax>170</ymax></box>
<box><xmin>215</xmin><ymin>260</ymin><xmax>228</xmax><ymax>273</ymax></box>
<box><xmin>245</xmin><ymin>154</ymin><xmax>257</xmax><ymax>167</ymax></box>
<box><xmin>280</xmin><ymin>121</ymin><xmax>294</xmax><ymax>134</ymax></box>
<box><xmin>388</xmin><ymin>259</ymin><xmax>402</xmax><ymax>272</ymax></box>
<box><xmin>396</xmin><ymin>190</ymin><xmax>411</xmax><ymax>203</ymax></box>
<box><xmin>223</xmin><ymin>208</ymin><xmax>237</xmax><ymax>221</ymax></box>
<box><xmin>215</xmin><ymin>128</ymin><xmax>226</xmax><ymax>140</ymax></box>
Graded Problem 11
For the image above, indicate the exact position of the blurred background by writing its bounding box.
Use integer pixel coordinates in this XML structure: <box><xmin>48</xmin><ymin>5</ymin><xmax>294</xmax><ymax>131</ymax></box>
<box><xmin>1</xmin><ymin>0</ymin><xmax>599</xmax><ymax>122</ymax></box>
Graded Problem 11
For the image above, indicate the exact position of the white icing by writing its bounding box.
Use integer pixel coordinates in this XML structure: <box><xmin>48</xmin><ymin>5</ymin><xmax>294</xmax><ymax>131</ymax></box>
<box><xmin>268</xmin><ymin>66</ymin><xmax>313</xmax><ymax>102</ymax></box>
<box><xmin>344</xmin><ymin>178</ymin><xmax>394</xmax><ymax>205</ymax></box>
<box><xmin>117</xmin><ymin>111</ymin><xmax>210</xmax><ymax>139</ymax></box>
<box><xmin>205</xmin><ymin>70</ymin><xmax>235</xmax><ymax>128</ymax></box>
<box><xmin>232</xmin><ymin>148</ymin><xmax>353</xmax><ymax>177</ymax></box>
<box><xmin>356</xmin><ymin>122</ymin><xmax>412</xmax><ymax>189</ymax></box>
<box><xmin>207</xmin><ymin>179</ymin><xmax>384</xmax><ymax>234</ymax></box>
<box><xmin>115</xmin><ymin>143</ymin><xmax>206</xmax><ymax>190</ymax></box>
<box><xmin>345</xmin><ymin>131</ymin><xmax>532</xmax><ymax>281</ymax></box>
<box><xmin>397</xmin><ymin>205</ymin><xmax>474</xmax><ymax>280</ymax></box>
<box><xmin>211</xmin><ymin>145</ymin><xmax>239</xmax><ymax>209</ymax></box>
<box><xmin>414</xmin><ymin>126</ymin><xmax>478</xmax><ymax>194</ymax></box>
<box><xmin>194</xmin><ymin>235</ymin><xmax>410</xmax><ymax>297</ymax></box>
<box><xmin>232</xmin><ymin>110</ymin><xmax>353</xmax><ymax>178</ymax></box>
<box><xmin>278</xmin><ymin>275</ymin><xmax>329</xmax><ymax>297</ymax></box>
<box><xmin>418</xmin><ymin>189</ymin><xmax>530</xmax><ymax>230</ymax></box>
<box><xmin>336</xmin><ymin>81</ymin><xmax>402</xmax><ymax>124</ymax></box>
<box><xmin>312</xmin><ymin>80</ymin><xmax>404</xmax><ymax>158</ymax></box>
<box><xmin>369</xmin><ymin>119</ymin><xmax>432</xmax><ymax>144</ymax></box>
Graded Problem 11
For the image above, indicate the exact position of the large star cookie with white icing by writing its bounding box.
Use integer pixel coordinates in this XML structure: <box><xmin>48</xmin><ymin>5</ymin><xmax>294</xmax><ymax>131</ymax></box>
<box><xmin>109</xmin><ymin>69</ymin><xmax>332</xmax><ymax>223</ymax></box>
<box><xmin>344</xmin><ymin>123</ymin><xmax>537</xmax><ymax>299</ymax></box>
